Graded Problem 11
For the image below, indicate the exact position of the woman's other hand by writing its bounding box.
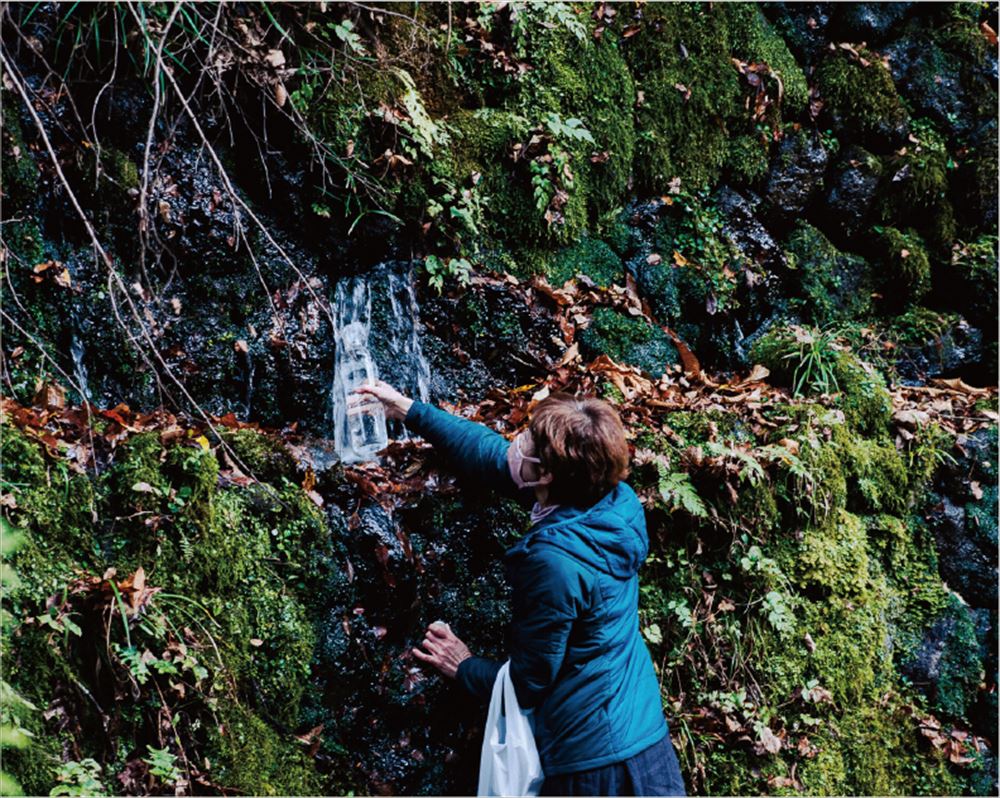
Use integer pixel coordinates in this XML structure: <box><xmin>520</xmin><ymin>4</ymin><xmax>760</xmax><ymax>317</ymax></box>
<box><xmin>354</xmin><ymin>379</ymin><xmax>413</xmax><ymax>421</ymax></box>
<box><xmin>412</xmin><ymin>622</ymin><xmax>472</xmax><ymax>679</ymax></box>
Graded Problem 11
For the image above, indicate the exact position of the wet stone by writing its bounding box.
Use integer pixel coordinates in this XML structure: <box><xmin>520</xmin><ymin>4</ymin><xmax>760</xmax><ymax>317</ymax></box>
<box><xmin>823</xmin><ymin>145</ymin><xmax>883</xmax><ymax>243</ymax></box>
<box><xmin>764</xmin><ymin>132</ymin><xmax>830</xmax><ymax>221</ymax></box>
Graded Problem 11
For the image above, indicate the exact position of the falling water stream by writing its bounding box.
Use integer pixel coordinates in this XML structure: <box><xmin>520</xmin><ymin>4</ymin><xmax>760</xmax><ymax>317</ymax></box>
<box><xmin>330</xmin><ymin>262</ymin><xmax>431</xmax><ymax>463</ymax></box>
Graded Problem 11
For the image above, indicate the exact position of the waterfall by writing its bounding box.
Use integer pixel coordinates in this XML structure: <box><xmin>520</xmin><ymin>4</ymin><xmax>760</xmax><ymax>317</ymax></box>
<box><xmin>69</xmin><ymin>316</ymin><xmax>91</xmax><ymax>403</ymax></box>
<box><xmin>330</xmin><ymin>261</ymin><xmax>431</xmax><ymax>463</ymax></box>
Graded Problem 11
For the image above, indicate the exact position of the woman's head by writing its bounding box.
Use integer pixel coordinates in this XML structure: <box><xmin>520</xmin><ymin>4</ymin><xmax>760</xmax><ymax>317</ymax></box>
<box><xmin>522</xmin><ymin>393</ymin><xmax>630</xmax><ymax>506</ymax></box>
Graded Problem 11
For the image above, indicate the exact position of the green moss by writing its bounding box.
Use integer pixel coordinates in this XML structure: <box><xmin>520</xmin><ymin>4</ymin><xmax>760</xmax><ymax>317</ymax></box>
<box><xmin>624</xmin><ymin>3</ymin><xmax>741</xmax><ymax>192</ymax></box>
<box><xmin>786</xmin><ymin>222</ymin><xmax>873</xmax><ymax>325</ymax></box>
<box><xmin>871</xmin><ymin>227</ymin><xmax>932</xmax><ymax>306</ymax></box>
<box><xmin>208</xmin><ymin>704</ymin><xmax>324</xmax><ymax>796</ymax></box>
<box><xmin>795</xmin><ymin>508</ymin><xmax>871</xmax><ymax>598</ymax></box>
<box><xmin>831</xmin><ymin>351</ymin><xmax>892</xmax><ymax>436</ymax></box>
<box><xmin>547</xmin><ymin>237</ymin><xmax>623</xmax><ymax>287</ymax></box>
<box><xmin>220</xmin><ymin>429</ymin><xmax>298</xmax><ymax>484</ymax></box>
<box><xmin>1</xmin><ymin>95</ymin><xmax>40</xmax><ymax>217</ymax></box>
<box><xmin>877</xmin><ymin>119</ymin><xmax>956</xmax><ymax>251</ymax></box>
<box><xmin>722</xmin><ymin>3</ymin><xmax>808</xmax><ymax>114</ymax></box>
<box><xmin>814</xmin><ymin>48</ymin><xmax>909</xmax><ymax>145</ymax></box>
<box><xmin>725</xmin><ymin>134</ymin><xmax>771</xmax><ymax>185</ymax></box>
<box><xmin>579</xmin><ymin>307</ymin><xmax>679</xmax><ymax>376</ymax></box>
<box><xmin>519</xmin><ymin>23</ymin><xmax>637</xmax><ymax>224</ymax></box>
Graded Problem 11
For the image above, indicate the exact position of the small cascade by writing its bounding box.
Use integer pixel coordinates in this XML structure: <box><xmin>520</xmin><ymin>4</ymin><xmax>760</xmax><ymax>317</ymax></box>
<box><xmin>69</xmin><ymin>323</ymin><xmax>91</xmax><ymax>403</ymax></box>
<box><xmin>330</xmin><ymin>262</ymin><xmax>433</xmax><ymax>463</ymax></box>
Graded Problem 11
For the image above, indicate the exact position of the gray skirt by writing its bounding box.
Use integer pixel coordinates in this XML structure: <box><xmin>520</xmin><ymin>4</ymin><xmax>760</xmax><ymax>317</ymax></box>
<box><xmin>539</xmin><ymin>727</ymin><xmax>687</xmax><ymax>797</ymax></box>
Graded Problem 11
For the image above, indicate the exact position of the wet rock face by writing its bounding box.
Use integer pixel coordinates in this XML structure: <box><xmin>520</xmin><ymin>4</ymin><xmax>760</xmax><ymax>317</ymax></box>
<box><xmin>834</xmin><ymin>2</ymin><xmax>914</xmax><ymax>43</ymax></box>
<box><xmin>823</xmin><ymin>145</ymin><xmax>883</xmax><ymax>243</ymax></box>
<box><xmin>302</xmin><ymin>492</ymin><xmax>522</xmax><ymax>796</ymax></box>
<box><xmin>893</xmin><ymin>317</ymin><xmax>984</xmax><ymax>385</ymax></box>
<box><xmin>899</xmin><ymin>597</ymin><xmax>988</xmax><ymax>721</ymax></box>
<box><xmin>926</xmin><ymin>427</ymin><xmax>999</xmax><ymax>609</ymax></box>
<box><xmin>419</xmin><ymin>281</ymin><xmax>564</xmax><ymax>401</ymax></box>
<box><xmin>761</xmin><ymin>3</ymin><xmax>834</xmax><ymax>65</ymax></box>
<box><xmin>764</xmin><ymin>132</ymin><xmax>830</xmax><ymax>221</ymax></box>
<box><xmin>884</xmin><ymin>35</ymin><xmax>974</xmax><ymax>143</ymax></box>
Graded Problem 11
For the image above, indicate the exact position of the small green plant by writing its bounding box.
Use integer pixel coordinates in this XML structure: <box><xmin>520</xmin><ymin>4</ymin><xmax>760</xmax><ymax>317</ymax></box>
<box><xmin>143</xmin><ymin>746</ymin><xmax>182</xmax><ymax>784</ymax></box>
<box><xmin>656</xmin><ymin>467</ymin><xmax>708</xmax><ymax>518</ymax></box>
<box><xmin>423</xmin><ymin>255</ymin><xmax>473</xmax><ymax>294</ymax></box>
<box><xmin>50</xmin><ymin>759</ymin><xmax>105</xmax><ymax>797</ymax></box>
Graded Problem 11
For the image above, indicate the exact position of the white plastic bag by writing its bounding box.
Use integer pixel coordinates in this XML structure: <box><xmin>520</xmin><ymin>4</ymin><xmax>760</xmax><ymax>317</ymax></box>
<box><xmin>477</xmin><ymin>661</ymin><xmax>545</xmax><ymax>797</ymax></box>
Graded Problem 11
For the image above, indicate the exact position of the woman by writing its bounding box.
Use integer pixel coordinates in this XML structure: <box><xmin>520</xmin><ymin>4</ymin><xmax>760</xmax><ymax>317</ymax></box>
<box><xmin>357</xmin><ymin>381</ymin><xmax>687</xmax><ymax>797</ymax></box>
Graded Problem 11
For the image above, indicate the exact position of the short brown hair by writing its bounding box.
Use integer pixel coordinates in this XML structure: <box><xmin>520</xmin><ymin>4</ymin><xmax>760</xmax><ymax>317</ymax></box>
<box><xmin>529</xmin><ymin>393</ymin><xmax>630</xmax><ymax>507</ymax></box>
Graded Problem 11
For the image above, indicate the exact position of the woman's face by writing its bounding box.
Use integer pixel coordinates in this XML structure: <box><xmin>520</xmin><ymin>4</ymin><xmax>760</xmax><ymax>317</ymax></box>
<box><xmin>508</xmin><ymin>429</ymin><xmax>546</xmax><ymax>487</ymax></box>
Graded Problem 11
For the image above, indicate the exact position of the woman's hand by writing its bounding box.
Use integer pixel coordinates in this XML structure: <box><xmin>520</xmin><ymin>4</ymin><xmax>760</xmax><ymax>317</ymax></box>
<box><xmin>354</xmin><ymin>379</ymin><xmax>413</xmax><ymax>421</ymax></box>
<box><xmin>412</xmin><ymin>622</ymin><xmax>472</xmax><ymax>679</ymax></box>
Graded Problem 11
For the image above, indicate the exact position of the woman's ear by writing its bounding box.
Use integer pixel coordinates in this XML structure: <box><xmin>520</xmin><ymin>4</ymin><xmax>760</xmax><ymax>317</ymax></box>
<box><xmin>536</xmin><ymin>471</ymin><xmax>555</xmax><ymax>486</ymax></box>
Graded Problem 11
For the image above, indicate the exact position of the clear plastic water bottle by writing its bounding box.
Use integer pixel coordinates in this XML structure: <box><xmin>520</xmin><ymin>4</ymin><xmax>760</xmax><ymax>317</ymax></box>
<box><xmin>339</xmin><ymin>322</ymin><xmax>388</xmax><ymax>461</ymax></box>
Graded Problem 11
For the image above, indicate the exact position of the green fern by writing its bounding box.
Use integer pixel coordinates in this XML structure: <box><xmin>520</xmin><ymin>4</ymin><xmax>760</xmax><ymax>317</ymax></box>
<box><xmin>656</xmin><ymin>464</ymin><xmax>708</xmax><ymax>518</ymax></box>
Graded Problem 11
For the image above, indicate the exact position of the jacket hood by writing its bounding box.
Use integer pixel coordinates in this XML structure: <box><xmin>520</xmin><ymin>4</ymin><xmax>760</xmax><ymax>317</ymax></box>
<box><xmin>512</xmin><ymin>482</ymin><xmax>649</xmax><ymax>579</ymax></box>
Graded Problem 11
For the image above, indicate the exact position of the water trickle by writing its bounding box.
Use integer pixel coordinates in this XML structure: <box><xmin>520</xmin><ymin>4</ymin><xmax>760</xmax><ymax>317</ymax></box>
<box><xmin>70</xmin><ymin>326</ymin><xmax>91</xmax><ymax>402</ymax></box>
<box><xmin>330</xmin><ymin>262</ymin><xmax>431</xmax><ymax>463</ymax></box>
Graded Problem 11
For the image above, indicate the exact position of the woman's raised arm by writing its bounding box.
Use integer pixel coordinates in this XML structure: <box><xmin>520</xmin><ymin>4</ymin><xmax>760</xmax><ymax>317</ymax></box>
<box><xmin>355</xmin><ymin>381</ymin><xmax>519</xmax><ymax>493</ymax></box>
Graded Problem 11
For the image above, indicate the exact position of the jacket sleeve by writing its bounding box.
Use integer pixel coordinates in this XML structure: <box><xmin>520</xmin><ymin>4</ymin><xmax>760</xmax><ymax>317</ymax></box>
<box><xmin>507</xmin><ymin>547</ymin><xmax>590</xmax><ymax>709</ymax></box>
<box><xmin>456</xmin><ymin>656</ymin><xmax>503</xmax><ymax>702</ymax></box>
<box><xmin>403</xmin><ymin>401</ymin><xmax>519</xmax><ymax>497</ymax></box>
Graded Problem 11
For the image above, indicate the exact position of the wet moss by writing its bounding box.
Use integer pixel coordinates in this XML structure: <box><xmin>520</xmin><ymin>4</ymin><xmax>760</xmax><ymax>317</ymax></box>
<box><xmin>725</xmin><ymin>134</ymin><xmax>771</xmax><ymax>186</ymax></box>
<box><xmin>624</xmin><ymin>3</ymin><xmax>741</xmax><ymax>192</ymax></box>
<box><xmin>547</xmin><ymin>237</ymin><xmax>623</xmax><ymax>287</ymax></box>
<box><xmin>579</xmin><ymin>307</ymin><xmax>679</xmax><ymax>377</ymax></box>
<box><xmin>519</xmin><ymin>23</ymin><xmax>636</xmax><ymax>224</ymax></box>
<box><xmin>786</xmin><ymin>222</ymin><xmax>873</xmax><ymax>325</ymax></box>
<box><xmin>0</xmin><ymin>95</ymin><xmax>39</xmax><ymax>217</ymax></box>
<box><xmin>831</xmin><ymin>351</ymin><xmax>893</xmax><ymax>436</ymax></box>
<box><xmin>814</xmin><ymin>48</ymin><xmax>909</xmax><ymax>148</ymax></box>
<box><xmin>208</xmin><ymin>704</ymin><xmax>325</xmax><ymax>796</ymax></box>
<box><xmin>219</xmin><ymin>429</ymin><xmax>298</xmax><ymax>484</ymax></box>
<box><xmin>722</xmin><ymin>3</ymin><xmax>808</xmax><ymax>114</ymax></box>
<box><xmin>871</xmin><ymin>226</ymin><xmax>932</xmax><ymax>306</ymax></box>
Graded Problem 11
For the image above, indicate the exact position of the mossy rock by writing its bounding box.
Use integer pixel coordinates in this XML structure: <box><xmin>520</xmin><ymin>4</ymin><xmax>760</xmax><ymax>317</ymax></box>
<box><xmin>547</xmin><ymin>237</ymin><xmax>623</xmax><ymax>288</ymax></box>
<box><xmin>517</xmin><ymin>22</ymin><xmax>637</xmax><ymax>224</ymax></box>
<box><xmin>877</xmin><ymin>119</ymin><xmax>957</xmax><ymax>252</ymax></box>
<box><xmin>207</xmin><ymin>704</ymin><xmax>326</xmax><ymax>796</ymax></box>
<box><xmin>870</xmin><ymin>226</ymin><xmax>932</xmax><ymax>307</ymax></box>
<box><xmin>0</xmin><ymin>94</ymin><xmax>40</xmax><ymax>217</ymax></box>
<box><xmin>579</xmin><ymin>307</ymin><xmax>679</xmax><ymax>377</ymax></box>
<box><xmin>723</xmin><ymin>3</ymin><xmax>809</xmax><ymax>115</ymax></box>
<box><xmin>814</xmin><ymin>48</ymin><xmax>910</xmax><ymax>150</ymax></box>
<box><xmin>623</xmin><ymin>3</ymin><xmax>741</xmax><ymax>192</ymax></box>
<box><xmin>786</xmin><ymin>221</ymin><xmax>873</xmax><ymax>325</ymax></box>
<box><xmin>831</xmin><ymin>351</ymin><xmax>893</xmax><ymax>436</ymax></box>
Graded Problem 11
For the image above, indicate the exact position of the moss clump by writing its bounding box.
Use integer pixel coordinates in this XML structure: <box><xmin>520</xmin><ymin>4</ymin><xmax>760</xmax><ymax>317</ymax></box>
<box><xmin>623</xmin><ymin>3</ymin><xmax>741</xmax><ymax>192</ymax></box>
<box><xmin>832</xmin><ymin>351</ymin><xmax>893</xmax><ymax>436</ymax></box>
<box><xmin>547</xmin><ymin>237</ymin><xmax>623</xmax><ymax>287</ymax></box>
<box><xmin>220</xmin><ymin>429</ymin><xmax>298</xmax><ymax>484</ymax></box>
<box><xmin>579</xmin><ymin>307</ymin><xmax>679</xmax><ymax>377</ymax></box>
<box><xmin>725</xmin><ymin>134</ymin><xmax>771</xmax><ymax>185</ymax></box>
<box><xmin>786</xmin><ymin>222</ymin><xmax>873</xmax><ymax>325</ymax></box>
<box><xmin>208</xmin><ymin>705</ymin><xmax>324</xmax><ymax>796</ymax></box>
<box><xmin>518</xmin><ymin>22</ymin><xmax>637</xmax><ymax>224</ymax></box>
<box><xmin>871</xmin><ymin>226</ymin><xmax>932</xmax><ymax>306</ymax></box>
<box><xmin>814</xmin><ymin>48</ymin><xmax>909</xmax><ymax>147</ymax></box>
<box><xmin>0</xmin><ymin>96</ymin><xmax>40</xmax><ymax>216</ymax></box>
<box><xmin>722</xmin><ymin>3</ymin><xmax>809</xmax><ymax>114</ymax></box>
<box><xmin>877</xmin><ymin>119</ymin><xmax>956</xmax><ymax>251</ymax></box>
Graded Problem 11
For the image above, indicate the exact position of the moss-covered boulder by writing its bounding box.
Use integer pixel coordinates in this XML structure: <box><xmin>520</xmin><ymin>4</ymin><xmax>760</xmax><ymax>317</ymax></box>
<box><xmin>579</xmin><ymin>307</ymin><xmax>679</xmax><ymax>377</ymax></box>
<box><xmin>623</xmin><ymin>3</ymin><xmax>741</xmax><ymax>192</ymax></box>
<box><xmin>786</xmin><ymin>221</ymin><xmax>873</xmax><ymax>325</ymax></box>
<box><xmin>870</xmin><ymin>226</ymin><xmax>932</xmax><ymax>308</ymax></box>
<box><xmin>814</xmin><ymin>47</ymin><xmax>910</xmax><ymax>150</ymax></box>
<box><xmin>547</xmin><ymin>237</ymin><xmax>624</xmax><ymax>288</ymax></box>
